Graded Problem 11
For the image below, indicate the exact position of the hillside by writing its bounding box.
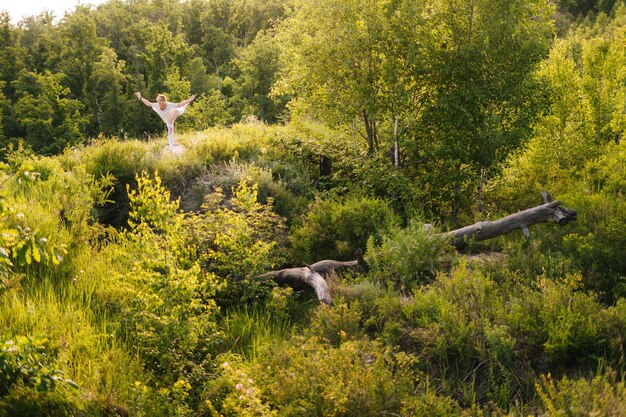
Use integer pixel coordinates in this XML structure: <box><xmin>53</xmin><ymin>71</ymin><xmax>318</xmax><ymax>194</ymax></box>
<box><xmin>1</xmin><ymin>114</ymin><xmax>625</xmax><ymax>415</ymax></box>
<box><xmin>1</xmin><ymin>0</ymin><xmax>625</xmax><ymax>416</ymax></box>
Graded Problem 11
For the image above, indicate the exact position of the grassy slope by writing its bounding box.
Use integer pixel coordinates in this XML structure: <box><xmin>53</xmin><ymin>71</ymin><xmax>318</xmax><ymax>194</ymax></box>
<box><xmin>1</xmin><ymin>124</ymin><xmax>625</xmax><ymax>416</ymax></box>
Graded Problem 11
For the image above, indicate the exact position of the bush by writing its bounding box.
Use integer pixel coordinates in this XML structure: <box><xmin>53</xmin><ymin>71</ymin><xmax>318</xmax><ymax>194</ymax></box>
<box><xmin>0</xmin><ymin>388</ymin><xmax>80</xmax><ymax>417</ymax></box>
<box><xmin>370</xmin><ymin>262</ymin><xmax>626</xmax><ymax>409</ymax></box>
<box><xmin>289</xmin><ymin>194</ymin><xmax>399</xmax><ymax>263</ymax></box>
<box><xmin>305</xmin><ymin>302</ymin><xmax>365</xmax><ymax>347</ymax></box>
<box><xmin>366</xmin><ymin>218</ymin><xmax>451</xmax><ymax>290</ymax></box>
<box><xmin>536</xmin><ymin>369</ymin><xmax>626</xmax><ymax>416</ymax></box>
<box><xmin>0</xmin><ymin>336</ymin><xmax>77</xmax><ymax>397</ymax></box>
<box><xmin>186</xmin><ymin>123</ymin><xmax>270</xmax><ymax>164</ymax></box>
<box><xmin>205</xmin><ymin>337</ymin><xmax>423</xmax><ymax>417</ymax></box>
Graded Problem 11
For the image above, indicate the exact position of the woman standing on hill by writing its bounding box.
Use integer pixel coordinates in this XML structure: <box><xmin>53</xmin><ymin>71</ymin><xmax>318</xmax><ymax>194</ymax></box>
<box><xmin>135</xmin><ymin>92</ymin><xmax>197</xmax><ymax>149</ymax></box>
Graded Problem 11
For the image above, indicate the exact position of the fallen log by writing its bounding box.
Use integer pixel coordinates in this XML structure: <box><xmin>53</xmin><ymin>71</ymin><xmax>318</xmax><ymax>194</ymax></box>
<box><xmin>308</xmin><ymin>249</ymin><xmax>368</xmax><ymax>276</ymax></box>
<box><xmin>441</xmin><ymin>191</ymin><xmax>577</xmax><ymax>249</ymax></box>
<box><xmin>255</xmin><ymin>192</ymin><xmax>576</xmax><ymax>304</ymax></box>
<box><xmin>254</xmin><ymin>251</ymin><xmax>368</xmax><ymax>305</ymax></box>
<box><xmin>256</xmin><ymin>266</ymin><xmax>332</xmax><ymax>305</ymax></box>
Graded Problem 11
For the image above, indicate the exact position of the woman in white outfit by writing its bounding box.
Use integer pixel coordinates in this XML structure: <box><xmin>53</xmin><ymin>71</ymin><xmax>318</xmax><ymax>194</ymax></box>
<box><xmin>135</xmin><ymin>92</ymin><xmax>197</xmax><ymax>149</ymax></box>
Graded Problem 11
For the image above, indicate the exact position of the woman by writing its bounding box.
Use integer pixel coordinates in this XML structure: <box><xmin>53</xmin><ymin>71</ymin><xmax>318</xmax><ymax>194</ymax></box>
<box><xmin>136</xmin><ymin>92</ymin><xmax>197</xmax><ymax>149</ymax></box>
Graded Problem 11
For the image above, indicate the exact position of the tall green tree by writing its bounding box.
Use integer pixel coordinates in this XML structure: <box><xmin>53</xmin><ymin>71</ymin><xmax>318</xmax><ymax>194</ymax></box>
<box><xmin>90</xmin><ymin>47</ymin><xmax>129</xmax><ymax>137</ymax></box>
<box><xmin>490</xmin><ymin>2</ymin><xmax>626</xmax><ymax>208</ymax></box>
<box><xmin>233</xmin><ymin>30</ymin><xmax>286</xmax><ymax>123</ymax></box>
<box><xmin>276</xmin><ymin>0</ymin><xmax>392</xmax><ymax>155</ymax></box>
<box><xmin>277</xmin><ymin>0</ymin><xmax>554</xmax><ymax>222</ymax></box>
<box><xmin>17</xmin><ymin>12</ymin><xmax>60</xmax><ymax>72</ymax></box>
<box><xmin>13</xmin><ymin>70</ymin><xmax>87</xmax><ymax>154</ymax></box>
<box><xmin>57</xmin><ymin>6</ymin><xmax>108</xmax><ymax>136</ymax></box>
<box><xmin>406</xmin><ymin>0</ymin><xmax>555</xmax><ymax>222</ymax></box>
<box><xmin>0</xmin><ymin>13</ymin><xmax>24</xmax><ymax>139</ymax></box>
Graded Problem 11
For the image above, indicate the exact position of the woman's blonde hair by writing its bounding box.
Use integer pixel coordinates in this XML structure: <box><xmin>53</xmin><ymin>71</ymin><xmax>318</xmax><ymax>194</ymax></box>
<box><xmin>156</xmin><ymin>94</ymin><xmax>167</xmax><ymax>102</ymax></box>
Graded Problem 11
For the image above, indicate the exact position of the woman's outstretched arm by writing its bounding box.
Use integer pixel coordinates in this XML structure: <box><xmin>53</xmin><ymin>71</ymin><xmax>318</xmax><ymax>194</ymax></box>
<box><xmin>135</xmin><ymin>92</ymin><xmax>153</xmax><ymax>107</ymax></box>
<box><xmin>177</xmin><ymin>94</ymin><xmax>197</xmax><ymax>107</ymax></box>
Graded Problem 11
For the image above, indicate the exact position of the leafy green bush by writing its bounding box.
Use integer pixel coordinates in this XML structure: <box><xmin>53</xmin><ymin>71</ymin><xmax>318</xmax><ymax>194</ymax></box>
<box><xmin>108</xmin><ymin>171</ymin><xmax>223</xmax><ymax>383</ymax></box>
<box><xmin>205</xmin><ymin>337</ymin><xmax>425</xmax><ymax>417</ymax></box>
<box><xmin>187</xmin><ymin>123</ymin><xmax>270</xmax><ymax>164</ymax></box>
<box><xmin>305</xmin><ymin>302</ymin><xmax>365</xmax><ymax>347</ymax></box>
<box><xmin>366</xmin><ymin>218</ymin><xmax>451</xmax><ymax>290</ymax></box>
<box><xmin>0</xmin><ymin>336</ymin><xmax>77</xmax><ymax>396</ymax></box>
<box><xmin>536</xmin><ymin>369</ymin><xmax>626</xmax><ymax>416</ymax></box>
<box><xmin>558</xmin><ymin>141</ymin><xmax>626</xmax><ymax>300</ymax></box>
<box><xmin>0</xmin><ymin>388</ymin><xmax>82</xmax><ymax>417</ymax></box>
<box><xmin>372</xmin><ymin>263</ymin><xmax>620</xmax><ymax>408</ymax></box>
<box><xmin>290</xmin><ymin>194</ymin><xmax>399</xmax><ymax>263</ymax></box>
<box><xmin>534</xmin><ymin>275</ymin><xmax>606</xmax><ymax>366</ymax></box>
<box><xmin>195</xmin><ymin>160</ymin><xmax>308</xmax><ymax>220</ymax></box>
<box><xmin>353</xmin><ymin>154</ymin><xmax>422</xmax><ymax>219</ymax></box>
<box><xmin>200</xmin><ymin>179</ymin><xmax>288</xmax><ymax>280</ymax></box>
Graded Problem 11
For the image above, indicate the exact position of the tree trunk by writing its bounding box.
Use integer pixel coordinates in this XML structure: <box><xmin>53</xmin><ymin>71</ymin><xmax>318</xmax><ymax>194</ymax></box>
<box><xmin>363</xmin><ymin>109</ymin><xmax>377</xmax><ymax>156</ymax></box>
<box><xmin>441</xmin><ymin>191</ymin><xmax>577</xmax><ymax>249</ymax></box>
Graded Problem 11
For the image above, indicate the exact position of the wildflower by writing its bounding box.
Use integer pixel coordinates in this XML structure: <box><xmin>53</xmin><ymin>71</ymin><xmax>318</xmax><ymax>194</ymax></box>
<box><xmin>236</xmin><ymin>383</ymin><xmax>244</xmax><ymax>390</ymax></box>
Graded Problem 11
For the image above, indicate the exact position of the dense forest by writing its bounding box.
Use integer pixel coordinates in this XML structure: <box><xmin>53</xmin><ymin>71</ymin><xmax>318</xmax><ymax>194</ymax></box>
<box><xmin>0</xmin><ymin>0</ymin><xmax>625</xmax><ymax>415</ymax></box>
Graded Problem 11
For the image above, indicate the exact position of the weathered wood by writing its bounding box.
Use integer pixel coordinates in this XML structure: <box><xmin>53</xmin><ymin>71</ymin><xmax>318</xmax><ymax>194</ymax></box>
<box><xmin>441</xmin><ymin>191</ymin><xmax>577</xmax><ymax>249</ymax></box>
<box><xmin>308</xmin><ymin>249</ymin><xmax>368</xmax><ymax>276</ymax></box>
<box><xmin>255</xmin><ymin>251</ymin><xmax>367</xmax><ymax>305</ymax></box>
<box><xmin>256</xmin><ymin>266</ymin><xmax>332</xmax><ymax>305</ymax></box>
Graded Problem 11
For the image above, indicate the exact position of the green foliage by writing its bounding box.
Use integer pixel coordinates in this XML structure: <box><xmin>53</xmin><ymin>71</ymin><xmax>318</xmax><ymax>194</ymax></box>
<box><xmin>232</xmin><ymin>30</ymin><xmax>287</xmax><ymax>123</ymax></box>
<box><xmin>290</xmin><ymin>194</ymin><xmax>399</xmax><ymax>263</ymax></box>
<box><xmin>187</xmin><ymin>123</ymin><xmax>269</xmax><ymax>164</ymax></box>
<box><xmin>0</xmin><ymin>152</ymin><xmax>67</xmax><ymax>293</ymax></box>
<box><xmin>489</xmin><ymin>4</ymin><xmax>626</xmax><ymax>209</ymax></box>
<box><xmin>178</xmin><ymin>90</ymin><xmax>234</xmax><ymax>131</ymax></box>
<box><xmin>277</xmin><ymin>0</ymin><xmax>554</xmax><ymax>221</ymax></box>
<box><xmin>1</xmin><ymin>2</ymin><xmax>626</xmax><ymax>413</ymax></box>
<box><xmin>369</xmin><ymin>262</ymin><xmax>626</xmax><ymax>409</ymax></box>
<box><xmin>12</xmin><ymin>70</ymin><xmax>87</xmax><ymax>155</ymax></box>
<box><xmin>536</xmin><ymin>369</ymin><xmax>626</xmax><ymax>416</ymax></box>
<box><xmin>117</xmin><ymin>171</ymin><xmax>223</xmax><ymax>382</ymax></box>
<box><xmin>0</xmin><ymin>336</ymin><xmax>77</xmax><ymax>396</ymax></box>
<box><xmin>201</xmin><ymin>179</ymin><xmax>287</xmax><ymax>280</ymax></box>
<box><xmin>127</xmin><ymin>170</ymin><xmax>179</xmax><ymax>232</ymax></box>
<box><xmin>206</xmin><ymin>338</ymin><xmax>425</xmax><ymax>417</ymax></box>
<box><xmin>0</xmin><ymin>388</ymin><xmax>87</xmax><ymax>417</ymax></box>
<box><xmin>217</xmin><ymin>303</ymin><xmax>294</xmax><ymax>359</ymax></box>
<box><xmin>366</xmin><ymin>218</ymin><xmax>451</xmax><ymax>290</ymax></box>
<box><xmin>0</xmin><ymin>0</ymin><xmax>289</xmax><ymax>148</ymax></box>
<box><xmin>558</xmin><ymin>141</ymin><xmax>626</xmax><ymax>299</ymax></box>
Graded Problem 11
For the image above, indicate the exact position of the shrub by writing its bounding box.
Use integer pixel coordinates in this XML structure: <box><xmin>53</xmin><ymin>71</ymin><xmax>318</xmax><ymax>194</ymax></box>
<box><xmin>0</xmin><ymin>388</ymin><xmax>81</xmax><ymax>417</ymax></box>
<box><xmin>206</xmin><ymin>337</ymin><xmax>422</xmax><ymax>417</ymax></box>
<box><xmin>114</xmin><ymin>172</ymin><xmax>223</xmax><ymax>382</ymax></box>
<box><xmin>535</xmin><ymin>274</ymin><xmax>606</xmax><ymax>366</ymax></box>
<box><xmin>289</xmin><ymin>194</ymin><xmax>399</xmax><ymax>263</ymax></box>
<box><xmin>374</xmin><ymin>263</ymin><xmax>533</xmax><ymax>408</ymax></box>
<box><xmin>366</xmin><ymin>218</ymin><xmax>451</xmax><ymax>290</ymax></box>
<box><xmin>305</xmin><ymin>302</ymin><xmax>365</xmax><ymax>347</ymax></box>
<box><xmin>536</xmin><ymin>370</ymin><xmax>626</xmax><ymax>416</ymax></box>
<box><xmin>0</xmin><ymin>336</ymin><xmax>77</xmax><ymax>396</ymax></box>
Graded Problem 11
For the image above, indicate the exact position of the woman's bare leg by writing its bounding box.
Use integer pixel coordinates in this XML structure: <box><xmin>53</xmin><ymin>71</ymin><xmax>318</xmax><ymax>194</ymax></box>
<box><xmin>166</xmin><ymin>123</ymin><xmax>175</xmax><ymax>148</ymax></box>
